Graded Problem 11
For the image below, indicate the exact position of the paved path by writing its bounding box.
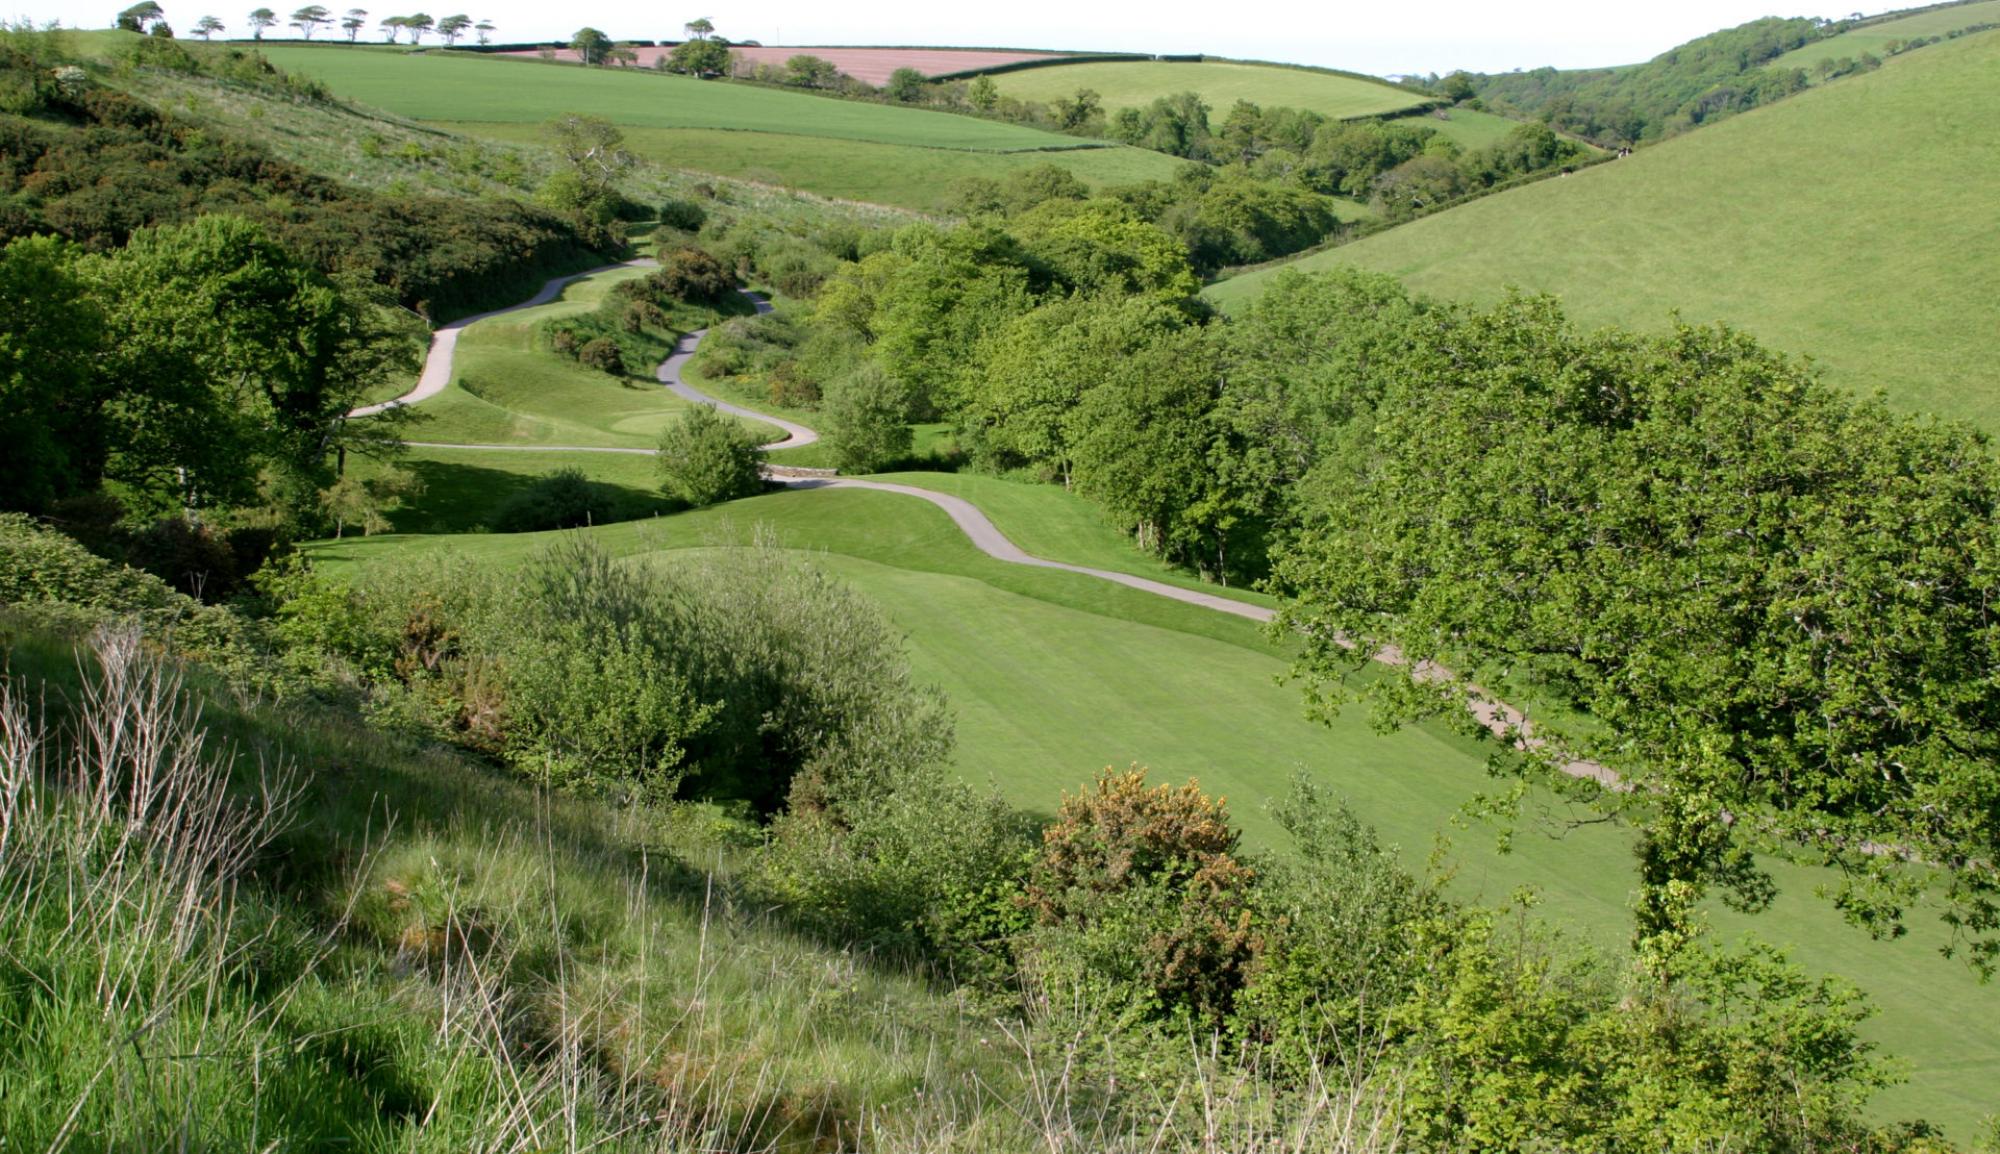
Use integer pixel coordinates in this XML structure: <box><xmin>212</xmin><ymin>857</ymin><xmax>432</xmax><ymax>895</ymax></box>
<box><xmin>349</xmin><ymin>260</ymin><xmax>656</xmax><ymax>419</ymax></box>
<box><xmin>353</xmin><ymin>269</ymin><xmax>1617</xmax><ymax>787</ymax></box>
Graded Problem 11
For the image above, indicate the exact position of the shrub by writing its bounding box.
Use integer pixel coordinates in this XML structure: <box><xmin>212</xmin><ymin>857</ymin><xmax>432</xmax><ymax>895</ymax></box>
<box><xmin>657</xmin><ymin>197</ymin><xmax>707</xmax><ymax>231</ymax></box>
<box><xmin>1022</xmin><ymin>767</ymin><xmax>1262</xmax><ymax>1026</ymax></box>
<box><xmin>655</xmin><ymin>404</ymin><xmax>763</xmax><ymax>507</ymax></box>
<box><xmin>646</xmin><ymin>246</ymin><xmax>736</xmax><ymax>306</ymax></box>
<box><xmin>575</xmin><ymin>336</ymin><xmax>626</xmax><ymax>375</ymax></box>
<box><xmin>489</xmin><ymin>468</ymin><xmax>620</xmax><ymax>533</ymax></box>
<box><xmin>822</xmin><ymin>361</ymin><xmax>911</xmax><ymax>473</ymax></box>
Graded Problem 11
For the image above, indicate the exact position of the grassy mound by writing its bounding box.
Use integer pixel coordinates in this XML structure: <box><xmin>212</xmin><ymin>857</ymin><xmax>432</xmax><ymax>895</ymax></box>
<box><xmin>1207</xmin><ymin>30</ymin><xmax>2000</xmax><ymax>429</ymax></box>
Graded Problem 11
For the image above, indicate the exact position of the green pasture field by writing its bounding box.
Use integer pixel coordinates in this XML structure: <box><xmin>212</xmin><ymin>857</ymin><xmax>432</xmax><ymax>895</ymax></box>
<box><xmin>1408</xmin><ymin>105</ymin><xmax>1547</xmax><ymax>150</ymax></box>
<box><xmin>306</xmin><ymin>484</ymin><xmax>2000</xmax><ymax>1135</ymax></box>
<box><xmin>257</xmin><ymin>44</ymin><xmax>1122</xmax><ymax>152</ymax></box>
<box><xmin>988</xmin><ymin>59</ymin><xmax>1429</xmax><ymax>121</ymax></box>
<box><xmin>441</xmin><ymin>121</ymin><xmax>1188</xmax><ymax>210</ymax></box>
<box><xmin>1207</xmin><ymin>31</ymin><xmax>2000</xmax><ymax>429</ymax></box>
<box><xmin>1770</xmin><ymin>0</ymin><xmax>2000</xmax><ymax>73</ymax></box>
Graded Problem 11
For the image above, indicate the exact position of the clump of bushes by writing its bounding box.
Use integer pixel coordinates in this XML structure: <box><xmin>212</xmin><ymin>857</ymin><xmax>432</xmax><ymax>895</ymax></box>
<box><xmin>655</xmin><ymin>404</ymin><xmax>764</xmax><ymax>507</ymax></box>
<box><xmin>641</xmin><ymin>246</ymin><xmax>736</xmax><ymax>306</ymax></box>
<box><xmin>575</xmin><ymin>336</ymin><xmax>626</xmax><ymax>375</ymax></box>
<box><xmin>488</xmin><ymin>468</ymin><xmax>625</xmax><ymax>533</ymax></box>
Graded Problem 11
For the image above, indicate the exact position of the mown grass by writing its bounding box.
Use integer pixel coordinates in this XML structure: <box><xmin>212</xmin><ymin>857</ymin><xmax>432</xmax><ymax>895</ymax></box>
<box><xmin>444</xmin><ymin>121</ymin><xmax>1190</xmax><ymax>212</ymax></box>
<box><xmin>304</xmin><ymin>488</ymin><xmax>2000</xmax><ymax>1135</ymax></box>
<box><xmin>258</xmin><ymin>44</ymin><xmax>1122</xmax><ymax>152</ymax></box>
<box><xmin>378</xmin><ymin>265</ymin><xmax>781</xmax><ymax>450</ymax></box>
<box><xmin>1770</xmin><ymin>0</ymin><xmax>2000</xmax><ymax>74</ymax></box>
<box><xmin>990</xmin><ymin>59</ymin><xmax>1428</xmax><ymax>121</ymax></box>
<box><xmin>1207</xmin><ymin>31</ymin><xmax>2000</xmax><ymax>430</ymax></box>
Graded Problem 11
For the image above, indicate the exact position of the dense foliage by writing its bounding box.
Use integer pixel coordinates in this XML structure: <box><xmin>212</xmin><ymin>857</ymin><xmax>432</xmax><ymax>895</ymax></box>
<box><xmin>1255</xmin><ymin>276</ymin><xmax>2000</xmax><ymax>970</ymax></box>
<box><xmin>1469</xmin><ymin>15</ymin><xmax>1825</xmax><ymax>144</ymax></box>
<box><xmin>0</xmin><ymin>34</ymin><xmax>598</xmax><ymax>318</ymax></box>
<box><xmin>1</xmin><ymin>215</ymin><xmax>421</xmax><ymax>526</ymax></box>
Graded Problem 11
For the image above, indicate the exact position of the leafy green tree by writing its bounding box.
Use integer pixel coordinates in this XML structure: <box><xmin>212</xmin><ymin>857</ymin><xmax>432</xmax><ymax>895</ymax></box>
<box><xmin>80</xmin><ymin>216</ymin><xmax>420</xmax><ymax>515</ymax></box>
<box><xmin>967</xmin><ymin>73</ymin><xmax>998</xmax><ymax>111</ymax></box>
<box><xmin>376</xmin><ymin>13</ymin><xmax>401</xmax><ymax>39</ymax></box>
<box><xmin>682</xmin><ymin>15</ymin><xmax>713</xmax><ymax>39</ymax></box>
<box><xmin>193</xmin><ymin>13</ymin><xmax>225</xmax><ymax>37</ymax></box>
<box><xmin>822</xmin><ymin>362</ymin><xmax>910</xmax><ymax>473</ymax></box>
<box><xmin>434</xmin><ymin>13</ymin><xmax>470</xmax><ymax>44</ymax></box>
<box><xmin>884</xmin><ymin>66</ymin><xmax>926</xmax><ymax>103</ymax></box>
<box><xmin>544</xmin><ymin>112</ymin><xmax>630</xmax><ymax>197</ymax></box>
<box><xmin>1012</xmin><ymin>199</ymin><xmax>1200</xmax><ymax>304</ymax></box>
<box><xmin>247</xmin><ymin>7</ymin><xmax>276</xmax><ymax>38</ymax></box>
<box><xmin>1048</xmin><ymin>86</ymin><xmax>1102</xmax><ymax>131</ymax></box>
<box><xmin>319</xmin><ymin>463</ymin><xmax>421</xmax><ymax>537</ymax></box>
<box><xmin>1271</xmin><ymin>288</ymin><xmax>2000</xmax><ymax>972</ymax></box>
<box><xmin>655</xmin><ymin>403</ymin><xmax>763</xmax><ymax>506</ymax></box>
<box><xmin>0</xmin><ymin>237</ymin><xmax>105</xmax><ymax>513</ymax></box>
<box><xmin>116</xmin><ymin>2</ymin><xmax>166</xmax><ymax>32</ymax></box>
<box><xmin>1441</xmin><ymin>69</ymin><xmax>1477</xmax><ymax>102</ymax></box>
<box><xmin>782</xmin><ymin>53</ymin><xmax>837</xmax><ymax>88</ymax></box>
<box><xmin>288</xmin><ymin>6</ymin><xmax>331</xmax><ymax>38</ymax></box>
<box><xmin>665</xmin><ymin>35</ymin><xmax>729</xmax><ymax>76</ymax></box>
<box><xmin>472</xmin><ymin>17</ymin><xmax>492</xmax><ymax>43</ymax></box>
<box><xmin>402</xmin><ymin>11</ymin><xmax>432</xmax><ymax>41</ymax></box>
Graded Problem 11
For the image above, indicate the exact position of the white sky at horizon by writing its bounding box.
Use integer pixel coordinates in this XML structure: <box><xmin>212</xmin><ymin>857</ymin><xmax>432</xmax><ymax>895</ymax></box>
<box><xmin>23</xmin><ymin>0</ymin><xmax>1905</xmax><ymax>74</ymax></box>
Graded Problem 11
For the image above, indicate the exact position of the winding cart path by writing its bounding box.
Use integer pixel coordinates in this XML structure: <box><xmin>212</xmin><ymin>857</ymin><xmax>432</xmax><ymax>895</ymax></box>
<box><xmin>350</xmin><ymin>269</ymin><xmax>1617</xmax><ymax>787</ymax></box>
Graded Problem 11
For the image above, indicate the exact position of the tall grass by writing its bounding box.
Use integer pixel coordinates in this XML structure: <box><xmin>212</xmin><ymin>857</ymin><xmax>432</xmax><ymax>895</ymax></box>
<box><xmin>0</xmin><ymin>622</ymin><xmax>1405</xmax><ymax>1151</ymax></box>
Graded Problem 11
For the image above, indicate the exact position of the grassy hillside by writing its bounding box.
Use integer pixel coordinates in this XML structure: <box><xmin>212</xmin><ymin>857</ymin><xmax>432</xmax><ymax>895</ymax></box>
<box><xmin>253</xmin><ymin>45</ymin><xmax>1186</xmax><ymax>206</ymax></box>
<box><xmin>991</xmin><ymin>59</ymin><xmax>1428</xmax><ymax>121</ymax></box>
<box><xmin>1771</xmin><ymin>0</ymin><xmax>2000</xmax><ymax>73</ymax></box>
<box><xmin>1209</xmin><ymin>30</ymin><xmax>2000</xmax><ymax>428</ymax></box>
<box><xmin>441</xmin><ymin>121</ymin><xmax>1186</xmax><ymax>210</ymax></box>
<box><xmin>304</xmin><ymin>484</ymin><xmax>2000</xmax><ymax>1134</ymax></box>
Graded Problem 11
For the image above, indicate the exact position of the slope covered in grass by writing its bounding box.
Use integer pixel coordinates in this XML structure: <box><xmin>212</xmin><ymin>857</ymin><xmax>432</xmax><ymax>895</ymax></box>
<box><xmin>304</xmin><ymin>486</ymin><xmax>2000</xmax><ymax>1134</ymax></box>
<box><xmin>1208</xmin><ymin>31</ymin><xmax>2000</xmax><ymax>428</ymax></box>
<box><xmin>991</xmin><ymin>59</ymin><xmax>1428</xmax><ymax>121</ymax></box>
<box><xmin>253</xmin><ymin>45</ymin><xmax>1186</xmax><ymax>207</ymax></box>
<box><xmin>258</xmin><ymin>46</ymin><xmax>1106</xmax><ymax>151</ymax></box>
<box><xmin>442</xmin><ymin>121</ymin><xmax>1187</xmax><ymax>211</ymax></box>
<box><xmin>1771</xmin><ymin>0</ymin><xmax>2000</xmax><ymax>73</ymax></box>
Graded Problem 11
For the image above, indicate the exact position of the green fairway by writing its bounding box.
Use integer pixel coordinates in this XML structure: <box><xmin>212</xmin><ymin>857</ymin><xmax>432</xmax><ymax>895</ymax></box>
<box><xmin>1770</xmin><ymin>0</ymin><xmax>2000</xmax><ymax>74</ymax></box>
<box><xmin>306</xmin><ymin>486</ymin><xmax>2000</xmax><ymax>1134</ymax></box>
<box><xmin>989</xmin><ymin>59</ymin><xmax>1429</xmax><ymax>121</ymax></box>
<box><xmin>259</xmin><ymin>45</ymin><xmax>1120</xmax><ymax>153</ymax></box>
<box><xmin>382</xmin><ymin>264</ymin><xmax>780</xmax><ymax>450</ymax></box>
<box><xmin>1208</xmin><ymin>31</ymin><xmax>2000</xmax><ymax>428</ymax></box>
<box><xmin>442</xmin><ymin>121</ymin><xmax>1187</xmax><ymax>211</ymax></box>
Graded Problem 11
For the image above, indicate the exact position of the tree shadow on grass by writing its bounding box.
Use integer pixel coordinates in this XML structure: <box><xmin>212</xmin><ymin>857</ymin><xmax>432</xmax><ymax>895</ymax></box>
<box><xmin>384</xmin><ymin>456</ymin><xmax>676</xmax><ymax>535</ymax></box>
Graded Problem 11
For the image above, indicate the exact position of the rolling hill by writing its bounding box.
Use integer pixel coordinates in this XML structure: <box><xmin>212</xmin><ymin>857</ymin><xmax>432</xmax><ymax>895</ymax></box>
<box><xmin>1771</xmin><ymin>0</ymin><xmax>2000</xmax><ymax>74</ymax></box>
<box><xmin>989</xmin><ymin>58</ymin><xmax>1430</xmax><ymax>122</ymax></box>
<box><xmin>254</xmin><ymin>44</ymin><xmax>1186</xmax><ymax>208</ymax></box>
<box><xmin>1209</xmin><ymin>29</ymin><xmax>2000</xmax><ymax>429</ymax></box>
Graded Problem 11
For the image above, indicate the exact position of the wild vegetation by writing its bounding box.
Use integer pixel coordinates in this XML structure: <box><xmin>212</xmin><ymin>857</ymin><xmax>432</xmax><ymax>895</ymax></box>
<box><xmin>8</xmin><ymin>2</ymin><xmax>2000</xmax><ymax>1146</ymax></box>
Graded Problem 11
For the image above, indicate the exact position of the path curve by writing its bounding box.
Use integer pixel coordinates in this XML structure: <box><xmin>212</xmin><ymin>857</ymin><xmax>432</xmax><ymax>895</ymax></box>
<box><xmin>658</xmin><ymin>295</ymin><xmax>821</xmax><ymax>451</ymax></box>
<box><xmin>353</xmin><ymin>267</ymin><xmax>1617</xmax><ymax>787</ymax></box>
<box><xmin>349</xmin><ymin>259</ymin><xmax>657</xmax><ymax>419</ymax></box>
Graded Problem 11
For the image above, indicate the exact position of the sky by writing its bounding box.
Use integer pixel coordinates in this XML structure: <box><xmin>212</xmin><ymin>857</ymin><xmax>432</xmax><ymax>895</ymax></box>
<box><xmin>31</xmin><ymin>0</ymin><xmax>1897</xmax><ymax>74</ymax></box>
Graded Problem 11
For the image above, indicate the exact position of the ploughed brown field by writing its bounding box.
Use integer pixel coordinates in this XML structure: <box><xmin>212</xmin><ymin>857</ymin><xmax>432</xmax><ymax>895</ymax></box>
<box><xmin>502</xmin><ymin>45</ymin><xmax>1069</xmax><ymax>85</ymax></box>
